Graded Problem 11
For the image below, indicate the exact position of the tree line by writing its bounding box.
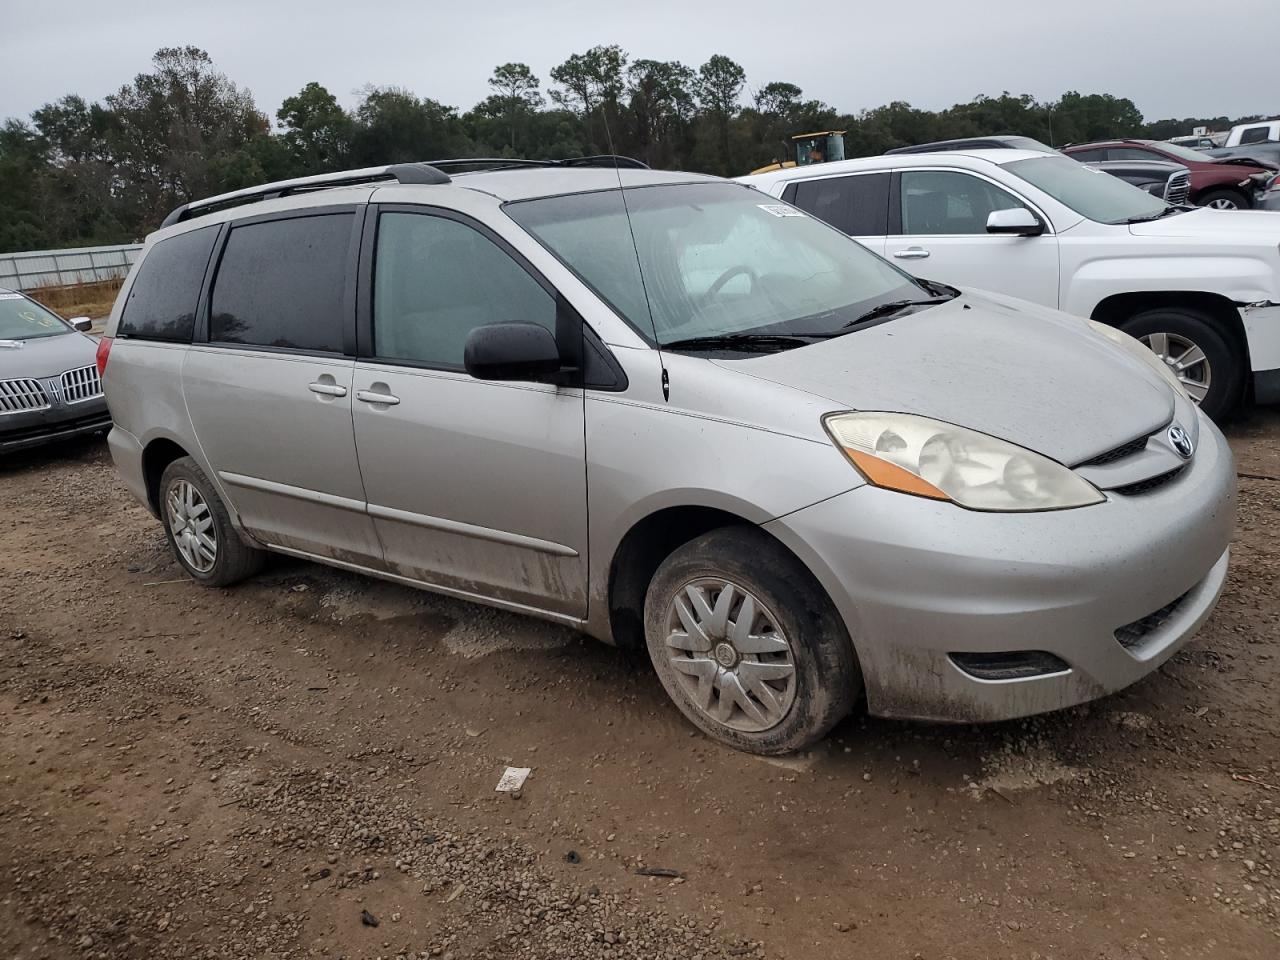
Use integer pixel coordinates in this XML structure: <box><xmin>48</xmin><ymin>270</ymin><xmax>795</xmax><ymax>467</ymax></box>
<box><xmin>0</xmin><ymin>45</ymin><xmax>1270</xmax><ymax>254</ymax></box>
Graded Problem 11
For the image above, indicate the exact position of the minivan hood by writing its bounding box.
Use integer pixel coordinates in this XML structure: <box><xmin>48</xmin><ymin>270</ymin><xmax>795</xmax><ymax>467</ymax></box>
<box><xmin>0</xmin><ymin>331</ymin><xmax>95</xmax><ymax>380</ymax></box>
<box><xmin>1128</xmin><ymin>208</ymin><xmax>1280</xmax><ymax>239</ymax></box>
<box><xmin>718</xmin><ymin>291</ymin><xmax>1174</xmax><ymax>466</ymax></box>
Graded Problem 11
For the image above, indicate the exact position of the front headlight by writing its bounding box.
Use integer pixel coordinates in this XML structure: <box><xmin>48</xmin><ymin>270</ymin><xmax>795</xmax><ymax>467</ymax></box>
<box><xmin>1087</xmin><ymin>319</ymin><xmax>1192</xmax><ymax>403</ymax></box>
<box><xmin>824</xmin><ymin>412</ymin><xmax>1105</xmax><ymax>511</ymax></box>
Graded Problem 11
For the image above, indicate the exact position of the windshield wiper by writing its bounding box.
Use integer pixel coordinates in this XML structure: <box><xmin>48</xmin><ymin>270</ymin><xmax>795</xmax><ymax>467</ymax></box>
<box><xmin>1123</xmin><ymin>205</ymin><xmax>1184</xmax><ymax>224</ymax></box>
<box><xmin>662</xmin><ymin>333</ymin><xmax>815</xmax><ymax>352</ymax></box>
<box><xmin>840</xmin><ymin>297</ymin><xmax>952</xmax><ymax>329</ymax></box>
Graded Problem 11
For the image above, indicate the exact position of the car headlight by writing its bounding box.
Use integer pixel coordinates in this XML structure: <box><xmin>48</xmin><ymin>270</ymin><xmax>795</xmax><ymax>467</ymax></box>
<box><xmin>823</xmin><ymin>412</ymin><xmax>1104</xmax><ymax>511</ymax></box>
<box><xmin>1087</xmin><ymin>319</ymin><xmax>1191</xmax><ymax>403</ymax></box>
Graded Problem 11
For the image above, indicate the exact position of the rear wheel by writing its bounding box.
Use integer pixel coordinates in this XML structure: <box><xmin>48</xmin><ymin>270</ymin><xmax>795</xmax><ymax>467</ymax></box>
<box><xmin>160</xmin><ymin>457</ymin><xmax>265</xmax><ymax>587</ymax></box>
<box><xmin>1118</xmin><ymin>308</ymin><xmax>1243</xmax><ymax>421</ymax></box>
<box><xmin>644</xmin><ymin>527</ymin><xmax>860</xmax><ymax>755</ymax></box>
<box><xmin>1197</xmin><ymin>188</ymin><xmax>1250</xmax><ymax>210</ymax></box>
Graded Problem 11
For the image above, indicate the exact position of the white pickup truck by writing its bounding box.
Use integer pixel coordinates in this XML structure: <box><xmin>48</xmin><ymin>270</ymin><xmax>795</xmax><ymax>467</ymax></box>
<box><xmin>744</xmin><ymin>149</ymin><xmax>1280</xmax><ymax>419</ymax></box>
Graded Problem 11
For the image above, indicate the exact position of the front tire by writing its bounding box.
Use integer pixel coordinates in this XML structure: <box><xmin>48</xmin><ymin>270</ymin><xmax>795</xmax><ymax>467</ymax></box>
<box><xmin>1119</xmin><ymin>307</ymin><xmax>1243</xmax><ymax>422</ymax></box>
<box><xmin>644</xmin><ymin>527</ymin><xmax>860</xmax><ymax>755</ymax></box>
<box><xmin>1196</xmin><ymin>188</ymin><xmax>1250</xmax><ymax>210</ymax></box>
<box><xmin>160</xmin><ymin>457</ymin><xmax>265</xmax><ymax>587</ymax></box>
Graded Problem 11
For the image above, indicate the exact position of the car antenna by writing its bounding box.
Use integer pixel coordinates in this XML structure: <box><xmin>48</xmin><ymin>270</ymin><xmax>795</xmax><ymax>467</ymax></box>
<box><xmin>600</xmin><ymin>107</ymin><xmax>669</xmax><ymax>401</ymax></box>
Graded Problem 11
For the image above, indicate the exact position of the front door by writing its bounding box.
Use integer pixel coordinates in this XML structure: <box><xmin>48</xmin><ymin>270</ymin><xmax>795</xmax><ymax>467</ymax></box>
<box><xmin>888</xmin><ymin>168</ymin><xmax>1060</xmax><ymax>307</ymax></box>
<box><xmin>183</xmin><ymin>209</ymin><xmax>382</xmax><ymax>564</ymax></box>
<box><xmin>351</xmin><ymin>207</ymin><xmax>589</xmax><ymax>618</ymax></box>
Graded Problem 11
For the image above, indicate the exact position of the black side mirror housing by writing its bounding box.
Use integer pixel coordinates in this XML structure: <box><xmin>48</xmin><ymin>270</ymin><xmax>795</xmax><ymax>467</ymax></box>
<box><xmin>464</xmin><ymin>323</ymin><xmax>563</xmax><ymax>382</ymax></box>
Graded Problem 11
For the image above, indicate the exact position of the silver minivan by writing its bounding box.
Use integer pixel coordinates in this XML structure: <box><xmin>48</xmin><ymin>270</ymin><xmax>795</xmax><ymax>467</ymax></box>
<box><xmin>99</xmin><ymin>160</ymin><xmax>1235</xmax><ymax>755</ymax></box>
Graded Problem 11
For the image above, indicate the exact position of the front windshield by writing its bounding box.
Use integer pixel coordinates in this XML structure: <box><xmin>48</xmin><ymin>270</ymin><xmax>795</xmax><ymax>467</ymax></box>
<box><xmin>1006</xmin><ymin>156</ymin><xmax>1168</xmax><ymax>224</ymax></box>
<box><xmin>0</xmin><ymin>293</ymin><xmax>70</xmax><ymax>341</ymax></box>
<box><xmin>505</xmin><ymin>182</ymin><xmax>928</xmax><ymax>346</ymax></box>
<box><xmin>1156</xmin><ymin>141</ymin><xmax>1212</xmax><ymax>163</ymax></box>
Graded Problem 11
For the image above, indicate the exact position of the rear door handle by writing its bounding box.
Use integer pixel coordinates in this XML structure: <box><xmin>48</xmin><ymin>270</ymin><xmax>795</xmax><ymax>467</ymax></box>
<box><xmin>308</xmin><ymin>381</ymin><xmax>347</xmax><ymax>397</ymax></box>
<box><xmin>892</xmin><ymin>246</ymin><xmax>931</xmax><ymax>260</ymax></box>
<box><xmin>356</xmin><ymin>389</ymin><xmax>400</xmax><ymax>406</ymax></box>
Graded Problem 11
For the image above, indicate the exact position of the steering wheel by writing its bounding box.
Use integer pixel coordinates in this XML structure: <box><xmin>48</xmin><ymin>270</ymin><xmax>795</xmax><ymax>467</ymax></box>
<box><xmin>701</xmin><ymin>265</ymin><xmax>758</xmax><ymax>304</ymax></box>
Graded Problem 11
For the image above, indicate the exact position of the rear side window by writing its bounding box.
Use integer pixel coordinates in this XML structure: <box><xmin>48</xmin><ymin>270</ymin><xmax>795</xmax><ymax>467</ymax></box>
<box><xmin>118</xmin><ymin>226</ymin><xmax>218</xmax><ymax>342</ymax></box>
<box><xmin>210</xmin><ymin>213</ymin><xmax>352</xmax><ymax>352</ymax></box>
<box><xmin>1067</xmin><ymin>148</ymin><xmax>1106</xmax><ymax>163</ymax></box>
<box><xmin>1239</xmin><ymin>126</ymin><xmax>1271</xmax><ymax>144</ymax></box>
<box><xmin>784</xmin><ymin>173</ymin><xmax>890</xmax><ymax>236</ymax></box>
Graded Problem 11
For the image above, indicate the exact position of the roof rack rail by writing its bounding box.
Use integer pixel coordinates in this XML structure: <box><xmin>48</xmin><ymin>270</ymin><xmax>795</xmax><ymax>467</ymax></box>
<box><xmin>159</xmin><ymin>162</ymin><xmax>452</xmax><ymax>227</ymax></box>
<box><xmin>158</xmin><ymin>154</ymin><xmax>649</xmax><ymax>228</ymax></box>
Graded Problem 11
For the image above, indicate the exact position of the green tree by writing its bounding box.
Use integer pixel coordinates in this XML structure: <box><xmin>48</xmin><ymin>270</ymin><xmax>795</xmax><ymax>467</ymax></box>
<box><xmin>349</xmin><ymin>87</ymin><xmax>470</xmax><ymax>166</ymax></box>
<box><xmin>277</xmin><ymin>82</ymin><xmax>353</xmax><ymax>174</ymax></box>
<box><xmin>627</xmin><ymin>59</ymin><xmax>695</xmax><ymax>166</ymax></box>
<box><xmin>487</xmin><ymin>63</ymin><xmax>541</xmax><ymax>150</ymax></box>
<box><xmin>693</xmin><ymin>54</ymin><xmax>746</xmax><ymax>173</ymax></box>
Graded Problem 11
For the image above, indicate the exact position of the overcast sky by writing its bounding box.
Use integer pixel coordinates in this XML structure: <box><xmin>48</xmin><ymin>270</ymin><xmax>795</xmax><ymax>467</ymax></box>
<box><xmin>3</xmin><ymin>0</ymin><xmax>1277</xmax><ymax>126</ymax></box>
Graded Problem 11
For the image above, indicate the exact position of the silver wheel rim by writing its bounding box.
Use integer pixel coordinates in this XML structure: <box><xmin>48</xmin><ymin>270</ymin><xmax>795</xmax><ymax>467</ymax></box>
<box><xmin>663</xmin><ymin>578</ymin><xmax>797</xmax><ymax>733</ymax></box>
<box><xmin>1206</xmin><ymin>198</ymin><xmax>1237</xmax><ymax>209</ymax></box>
<box><xmin>1140</xmin><ymin>331</ymin><xmax>1211</xmax><ymax>404</ymax></box>
<box><xmin>165</xmin><ymin>478</ymin><xmax>217</xmax><ymax>573</ymax></box>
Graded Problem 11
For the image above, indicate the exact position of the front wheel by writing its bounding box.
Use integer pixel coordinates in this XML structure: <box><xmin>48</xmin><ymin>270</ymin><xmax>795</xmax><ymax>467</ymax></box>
<box><xmin>644</xmin><ymin>527</ymin><xmax>860</xmax><ymax>755</ymax></box>
<box><xmin>1197</xmin><ymin>188</ymin><xmax>1250</xmax><ymax>210</ymax></box>
<box><xmin>1118</xmin><ymin>308</ymin><xmax>1243</xmax><ymax>421</ymax></box>
<box><xmin>160</xmin><ymin>457</ymin><xmax>265</xmax><ymax>587</ymax></box>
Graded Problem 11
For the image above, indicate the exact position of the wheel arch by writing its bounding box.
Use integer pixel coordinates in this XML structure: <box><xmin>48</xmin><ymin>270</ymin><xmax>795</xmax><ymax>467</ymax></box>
<box><xmin>141</xmin><ymin>436</ymin><xmax>192</xmax><ymax>516</ymax></box>
<box><xmin>1089</xmin><ymin>290</ymin><xmax>1250</xmax><ymax>368</ymax></box>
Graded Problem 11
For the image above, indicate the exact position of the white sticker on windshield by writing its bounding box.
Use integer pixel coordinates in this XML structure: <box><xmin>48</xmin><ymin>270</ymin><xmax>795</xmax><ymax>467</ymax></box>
<box><xmin>757</xmin><ymin>204</ymin><xmax>806</xmax><ymax>218</ymax></box>
<box><xmin>0</xmin><ymin>293</ymin><xmax>23</xmax><ymax>300</ymax></box>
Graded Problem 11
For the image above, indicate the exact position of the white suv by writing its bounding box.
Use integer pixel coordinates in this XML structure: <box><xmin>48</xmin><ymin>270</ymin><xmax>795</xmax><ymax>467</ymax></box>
<box><xmin>744</xmin><ymin>149</ymin><xmax>1280</xmax><ymax>419</ymax></box>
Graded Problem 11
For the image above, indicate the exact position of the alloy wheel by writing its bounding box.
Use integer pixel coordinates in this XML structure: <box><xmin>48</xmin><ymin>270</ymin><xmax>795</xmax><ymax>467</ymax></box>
<box><xmin>166</xmin><ymin>478</ymin><xmax>217</xmax><ymax>573</ymax></box>
<box><xmin>1206</xmin><ymin>197</ymin><xmax>1238</xmax><ymax>210</ymax></box>
<box><xmin>662</xmin><ymin>578</ymin><xmax>797</xmax><ymax>733</ymax></box>
<box><xmin>1140</xmin><ymin>331</ymin><xmax>1211</xmax><ymax>404</ymax></box>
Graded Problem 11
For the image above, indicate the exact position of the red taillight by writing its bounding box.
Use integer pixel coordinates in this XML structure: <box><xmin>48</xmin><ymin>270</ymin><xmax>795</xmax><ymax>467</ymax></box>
<box><xmin>95</xmin><ymin>336</ymin><xmax>113</xmax><ymax>377</ymax></box>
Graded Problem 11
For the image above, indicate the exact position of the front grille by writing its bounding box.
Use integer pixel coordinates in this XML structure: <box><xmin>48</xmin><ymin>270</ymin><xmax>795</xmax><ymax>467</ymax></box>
<box><xmin>1078</xmin><ymin>434</ymin><xmax>1149</xmax><ymax>467</ymax></box>
<box><xmin>1112</xmin><ymin>465</ymin><xmax>1187</xmax><ymax>496</ymax></box>
<box><xmin>0</xmin><ymin>377</ymin><xmax>50</xmax><ymax>413</ymax></box>
<box><xmin>1115</xmin><ymin>589</ymin><xmax>1192</xmax><ymax>650</ymax></box>
<box><xmin>1165</xmin><ymin>170</ymin><xmax>1191</xmax><ymax>205</ymax></box>
<box><xmin>60</xmin><ymin>364</ymin><xmax>102</xmax><ymax>403</ymax></box>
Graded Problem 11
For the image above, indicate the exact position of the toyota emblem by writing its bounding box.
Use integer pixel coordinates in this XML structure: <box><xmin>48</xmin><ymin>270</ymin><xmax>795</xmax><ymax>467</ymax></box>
<box><xmin>1168</xmin><ymin>424</ymin><xmax>1194</xmax><ymax>460</ymax></box>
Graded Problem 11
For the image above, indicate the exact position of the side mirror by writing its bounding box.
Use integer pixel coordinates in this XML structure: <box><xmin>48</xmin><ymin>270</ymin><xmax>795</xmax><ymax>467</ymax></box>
<box><xmin>464</xmin><ymin>323</ymin><xmax>562</xmax><ymax>382</ymax></box>
<box><xmin>70</xmin><ymin>317</ymin><xmax>93</xmax><ymax>332</ymax></box>
<box><xmin>986</xmin><ymin>207</ymin><xmax>1045</xmax><ymax>237</ymax></box>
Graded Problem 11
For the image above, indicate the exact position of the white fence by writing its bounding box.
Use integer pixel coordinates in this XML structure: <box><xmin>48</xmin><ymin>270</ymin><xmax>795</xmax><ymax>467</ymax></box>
<box><xmin>0</xmin><ymin>243</ymin><xmax>142</xmax><ymax>291</ymax></box>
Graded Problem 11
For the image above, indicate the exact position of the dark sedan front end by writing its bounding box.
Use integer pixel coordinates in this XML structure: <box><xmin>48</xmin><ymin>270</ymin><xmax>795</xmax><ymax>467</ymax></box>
<box><xmin>1</xmin><ymin>290</ymin><xmax>111</xmax><ymax>453</ymax></box>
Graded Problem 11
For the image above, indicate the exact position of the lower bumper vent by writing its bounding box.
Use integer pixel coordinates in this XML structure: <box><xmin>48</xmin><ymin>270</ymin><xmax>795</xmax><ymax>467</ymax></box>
<box><xmin>1115</xmin><ymin>589</ymin><xmax>1192</xmax><ymax>650</ymax></box>
<box><xmin>949</xmin><ymin>650</ymin><xmax>1070</xmax><ymax>681</ymax></box>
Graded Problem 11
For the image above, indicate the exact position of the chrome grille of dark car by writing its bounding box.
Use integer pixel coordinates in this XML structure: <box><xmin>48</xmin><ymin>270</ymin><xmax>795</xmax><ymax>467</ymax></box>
<box><xmin>0</xmin><ymin>377</ymin><xmax>51</xmax><ymax>413</ymax></box>
<box><xmin>1115</xmin><ymin>588</ymin><xmax>1192</xmax><ymax>650</ymax></box>
<box><xmin>1164</xmin><ymin>170</ymin><xmax>1191</xmax><ymax>206</ymax></box>
<box><xmin>60</xmin><ymin>364</ymin><xmax>102</xmax><ymax>403</ymax></box>
<box><xmin>1112</xmin><ymin>465</ymin><xmax>1187</xmax><ymax>496</ymax></box>
<box><xmin>1077</xmin><ymin>434</ymin><xmax>1149</xmax><ymax>467</ymax></box>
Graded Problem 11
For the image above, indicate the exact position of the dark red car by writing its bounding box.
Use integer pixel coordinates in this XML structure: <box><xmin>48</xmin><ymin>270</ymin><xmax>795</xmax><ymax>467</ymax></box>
<box><xmin>1063</xmin><ymin>139</ymin><xmax>1273</xmax><ymax>209</ymax></box>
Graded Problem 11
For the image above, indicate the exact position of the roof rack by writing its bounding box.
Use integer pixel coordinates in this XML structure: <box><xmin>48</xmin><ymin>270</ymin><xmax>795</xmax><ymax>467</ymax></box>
<box><xmin>159</xmin><ymin>154</ymin><xmax>650</xmax><ymax>227</ymax></box>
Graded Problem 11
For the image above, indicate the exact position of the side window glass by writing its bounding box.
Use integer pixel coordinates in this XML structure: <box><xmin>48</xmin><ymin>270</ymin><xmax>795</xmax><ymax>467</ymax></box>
<box><xmin>118</xmin><ymin>226</ymin><xmax>219</xmax><ymax>342</ymax></box>
<box><xmin>791</xmin><ymin>173</ymin><xmax>889</xmax><ymax>236</ymax></box>
<box><xmin>1069</xmin><ymin>149</ymin><xmax>1106</xmax><ymax>162</ymax></box>
<box><xmin>373</xmin><ymin>213</ymin><xmax>555</xmax><ymax>367</ymax></box>
<box><xmin>1240</xmin><ymin>126</ymin><xmax>1270</xmax><ymax>144</ymax></box>
<box><xmin>210</xmin><ymin>214</ymin><xmax>351</xmax><ymax>352</ymax></box>
<box><xmin>1108</xmin><ymin>148</ymin><xmax>1155</xmax><ymax>161</ymax></box>
<box><xmin>900</xmin><ymin>171</ymin><xmax>1027</xmax><ymax>236</ymax></box>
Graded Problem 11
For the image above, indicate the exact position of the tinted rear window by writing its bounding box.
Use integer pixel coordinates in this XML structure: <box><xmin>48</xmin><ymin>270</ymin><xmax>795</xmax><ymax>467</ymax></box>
<box><xmin>785</xmin><ymin>173</ymin><xmax>889</xmax><ymax>235</ymax></box>
<box><xmin>118</xmin><ymin>226</ymin><xmax>218</xmax><ymax>342</ymax></box>
<box><xmin>210</xmin><ymin>214</ymin><xmax>352</xmax><ymax>352</ymax></box>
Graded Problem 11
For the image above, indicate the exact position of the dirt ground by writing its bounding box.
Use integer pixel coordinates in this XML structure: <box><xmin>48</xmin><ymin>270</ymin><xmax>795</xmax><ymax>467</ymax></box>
<box><xmin>2</xmin><ymin>411</ymin><xmax>1277</xmax><ymax>960</ymax></box>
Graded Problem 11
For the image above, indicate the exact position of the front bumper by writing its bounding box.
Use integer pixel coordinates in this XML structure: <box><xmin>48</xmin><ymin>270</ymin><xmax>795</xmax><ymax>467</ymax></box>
<box><xmin>0</xmin><ymin>397</ymin><xmax>111</xmax><ymax>453</ymax></box>
<box><xmin>764</xmin><ymin>413</ymin><xmax>1236</xmax><ymax>722</ymax></box>
<box><xmin>1258</xmin><ymin>189</ymin><xmax>1280</xmax><ymax>212</ymax></box>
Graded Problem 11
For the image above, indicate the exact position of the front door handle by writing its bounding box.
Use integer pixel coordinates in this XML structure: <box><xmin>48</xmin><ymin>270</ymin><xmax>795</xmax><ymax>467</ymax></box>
<box><xmin>892</xmin><ymin>246</ymin><xmax>931</xmax><ymax>260</ymax></box>
<box><xmin>308</xmin><ymin>381</ymin><xmax>348</xmax><ymax>397</ymax></box>
<box><xmin>356</xmin><ymin>388</ymin><xmax>400</xmax><ymax>406</ymax></box>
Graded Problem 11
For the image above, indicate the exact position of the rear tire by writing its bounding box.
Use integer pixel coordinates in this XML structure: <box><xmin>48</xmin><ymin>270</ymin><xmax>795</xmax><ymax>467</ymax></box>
<box><xmin>643</xmin><ymin>527</ymin><xmax>860</xmax><ymax>755</ymax></box>
<box><xmin>1196</xmin><ymin>188</ymin><xmax>1250</xmax><ymax>210</ymax></box>
<box><xmin>1118</xmin><ymin>308</ymin><xmax>1243</xmax><ymax>422</ymax></box>
<box><xmin>159</xmin><ymin>456</ymin><xmax>265</xmax><ymax>587</ymax></box>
